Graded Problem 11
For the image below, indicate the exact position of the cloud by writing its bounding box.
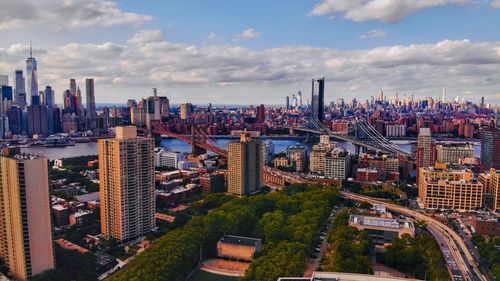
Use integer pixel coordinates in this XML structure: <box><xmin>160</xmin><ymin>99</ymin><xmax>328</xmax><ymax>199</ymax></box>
<box><xmin>0</xmin><ymin>39</ymin><xmax>499</xmax><ymax>104</ymax></box>
<box><xmin>360</xmin><ymin>29</ymin><xmax>387</xmax><ymax>39</ymax></box>
<box><xmin>491</xmin><ymin>0</ymin><xmax>500</xmax><ymax>8</ymax></box>
<box><xmin>0</xmin><ymin>0</ymin><xmax>152</xmax><ymax>31</ymax></box>
<box><xmin>235</xmin><ymin>28</ymin><xmax>262</xmax><ymax>40</ymax></box>
<box><xmin>309</xmin><ymin>0</ymin><xmax>469</xmax><ymax>22</ymax></box>
<box><xmin>128</xmin><ymin>29</ymin><xmax>165</xmax><ymax>44</ymax></box>
<box><xmin>204</xmin><ymin>32</ymin><xmax>217</xmax><ymax>44</ymax></box>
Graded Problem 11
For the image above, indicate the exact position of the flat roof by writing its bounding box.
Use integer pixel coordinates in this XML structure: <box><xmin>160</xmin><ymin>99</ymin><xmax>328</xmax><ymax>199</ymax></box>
<box><xmin>350</xmin><ymin>215</ymin><xmax>413</xmax><ymax>230</ymax></box>
<box><xmin>278</xmin><ymin>272</ymin><xmax>422</xmax><ymax>281</ymax></box>
<box><xmin>219</xmin><ymin>235</ymin><xmax>261</xmax><ymax>247</ymax></box>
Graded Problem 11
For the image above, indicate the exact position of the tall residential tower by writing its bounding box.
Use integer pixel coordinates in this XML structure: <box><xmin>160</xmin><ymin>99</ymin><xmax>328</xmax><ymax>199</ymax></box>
<box><xmin>227</xmin><ymin>133</ymin><xmax>262</xmax><ymax>196</ymax></box>
<box><xmin>99</xmin><ymin>126</ymin><xmax>155</xmax><ymax>241</ymax></box>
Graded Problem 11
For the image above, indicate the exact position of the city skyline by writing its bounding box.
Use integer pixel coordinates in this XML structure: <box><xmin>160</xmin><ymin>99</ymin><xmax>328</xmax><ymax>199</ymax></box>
<box><xmin>0</xmin><ymin>0</ymin><xmax>499</xmax><ymax>105</ymax></box>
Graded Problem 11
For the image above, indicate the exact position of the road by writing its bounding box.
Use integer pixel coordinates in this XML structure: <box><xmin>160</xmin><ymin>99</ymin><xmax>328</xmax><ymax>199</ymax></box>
<box><xmin>341</xmin><ymin>191</ymin><xmax>489</xmax><ymax>281</ymax></box>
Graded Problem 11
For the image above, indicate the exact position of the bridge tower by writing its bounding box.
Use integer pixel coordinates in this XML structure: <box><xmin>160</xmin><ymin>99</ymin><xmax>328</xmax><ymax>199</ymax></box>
<box><xmin>191</xmin><ymin>126</ymin><xmax>207</xmax><ymax>155</ymax></box>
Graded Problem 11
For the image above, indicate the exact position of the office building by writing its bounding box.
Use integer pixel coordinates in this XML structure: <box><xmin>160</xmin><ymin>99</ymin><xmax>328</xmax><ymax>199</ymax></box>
<box><xmin>256</xmin><ymin>104</ymin><xmax>265</xmax><ymax>123</ymax></box>
<box><xmin>481</xmin><ymin>128</ymin><xmax>500</xmax><ymax>170</ymax></box>
<box><xmin>44</xmin><ymin>86</ymin><xmax>54</xmax><ymax>107</ymax></box>
<box><xmin>85</xmin><ymin>78</ymin><xmax>96</xmax><ymax>128</ymax></box>
<box><xmin>418</xmin><ymin>163</ymin><xmax>483</xmax><ymax>211</ymax></box>
<box><xmin>26</xmin><ymin>105</ymin><xmax>48</xmax><ymax>136</ymax></box>
<box><xmin>26</xmin><ymin>43</ymin><xmax>38</xmax><ymax>106</ymax></box>
<box><xmin>324</xmin><ymin>147</ymin><xmax>351</xmax><ymax>179</ymax></box>
<box><xmin>0</xmin><ymin>75</ymin><xmax>7</xmax><ymax>86</ymax></box>
<box><xmin>286</xmin><ymin>145</ymin><xmax>308</xmax><ymax>172</ymax></box>
<box><xmin>227</xmin><ymin>133</ymin><xmax>262</xmax><ymax>196</ymax></box>
<box><xmin>311</xmin><ymin>77</ymin><xmax>325</xmax><ymax>121</ymax></box>
<box><xmin>14</xmin><ymin>70</ymin><xmax>26</xmax><ymax>109</ymax></box>
<box><xmin>99</xmin><ymin>126</ymin><xmax>155</xmax><ymax>241</ymax></box>
<box><xmin>0</xmin><ymin>148</ymin><xmax>54</xmax><ymax>281</ymax></box>
<box><xmin>436</xmin><ymin>143</ymin><xmax>474</xmax><ymax>164</ymax></box>
<box><xmin>416</xmin><ymin>128</ymin><xmax>436</xmax><ymax>180</ymax></box>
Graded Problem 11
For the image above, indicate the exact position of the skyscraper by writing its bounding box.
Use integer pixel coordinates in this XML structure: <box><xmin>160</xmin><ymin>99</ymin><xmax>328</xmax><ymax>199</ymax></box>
<box><xmin>0</xmin><ymin>148</ymin><xmax>54</xmax><ymax>281</ymax></box>
<box><xmin>286</xmin><ymin>96</ymin><xmax>290</xmax><ymax>109</ymax></box>
<box><xmin>481</xmin><ymin>128</ymin><xmax>500</xmax><ymax>170</ymax></box>
<box><xmin>44</xmin><ymin>86</ymin><xmax>54</xmax><ymax>107</ymax></box>
<box><xmin>297</xmin><ymin>91</ymin><xmax>302</xmax><ymax>107</ymax></box>
<box><xmin>180</xmin><ymin>103</ymin><xmax>192</xmax><ymax>120</ymax></box>
<box><xmin>311</xmin><ymin>77</ymin><xmax>325</xmax><ymax>121</ymax></box>
<box><xmin>416</xmin><ymin>128</ymin><xmax>437</xmax><ymax>181</ymax></box>
<box><xmin>26</xmin><ymin>42</ymin><xmax>38</xmax><ymax>106</ymax></box>
<box><xmin>14</xmin><ymin>70</ymin><xmax>26</xmax><ymax>109</ymax></box>
<box><xmin>256</xmin><ymin>104</ymin><xmax>265</xmax><ymax>123</ymax></box>
<box><xmin>227</xmin><ymin>133</ymin><xmax>262</xmax><ymax>196</ymax></box>
<box><xmin>85</xmin><ymin>78</ymin><xmax>96</xmax><ymax>128</ymax></box>
<box><xmin>99</xmin><ymin>126</ymin><xmax>155</xmax><ymax>241</ymax></box>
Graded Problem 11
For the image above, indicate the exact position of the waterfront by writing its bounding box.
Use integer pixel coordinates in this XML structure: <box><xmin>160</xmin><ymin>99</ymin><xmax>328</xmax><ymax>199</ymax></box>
<box><xmin>21</xmin><ymin>137</ymin><xmax>481</xmax><ymax>160</ymax></box>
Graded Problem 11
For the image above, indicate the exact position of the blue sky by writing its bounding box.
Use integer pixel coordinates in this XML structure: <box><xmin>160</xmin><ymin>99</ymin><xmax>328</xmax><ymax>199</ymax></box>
<box><xmin>0</xmin><ymin>0</ymin><xmax>499</xmax><ymax>105</ymax></box>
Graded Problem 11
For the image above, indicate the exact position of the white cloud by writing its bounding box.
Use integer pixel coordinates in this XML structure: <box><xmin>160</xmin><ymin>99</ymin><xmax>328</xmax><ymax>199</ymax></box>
<box><xmin>0</xmin><ymin>0</ymin><xmax>152</xmax><ymax>31</ymax></box>
<box><xmin>204</xmin><ymin>32</ymin><xmax>217</xmax><ymax>44</ymax></box>
<box><xmin>0</xmin><ymin>39</ymin><xmax>499</xmax><ymax>104</ymax></box>
<box><xmin>360</xmin><ymin>29</ymin><xmax>387</xmax><ymax>39</ymax></box>
<box><xmin>128</xmin><ymin>29</ymin><xmax>165</xmax><ymax>44</ymax></box>
<box><xmin>235</xmin><ymin>28</ymin><xmax>262</xmax><ymax>41</ymax></box>
<box><xmin>491</xmin><ymin>0</ymin><xmax>500</xmax><ymax>8</ymax></box>
<box><xmin>309</xmin><ymin>0</ymin><xmax>469</xmax><ymax>22</ymax></box>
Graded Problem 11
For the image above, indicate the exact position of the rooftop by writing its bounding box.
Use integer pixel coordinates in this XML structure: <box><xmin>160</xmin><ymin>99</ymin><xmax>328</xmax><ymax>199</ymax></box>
<box><xmin>219</xmin><ymin>235</ymin><xmax>261</xmax><ymax>247</ymax></box>
<box><xmin>350</xmin><ymin>215</ymin><xmax>413</xmax><ymax>230</ymax></box>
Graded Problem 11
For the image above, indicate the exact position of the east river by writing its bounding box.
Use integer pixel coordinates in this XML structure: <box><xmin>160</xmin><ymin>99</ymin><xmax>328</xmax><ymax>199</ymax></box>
<box><xmin>21</xmin><ymin>138</ymin><xmax>481</xmax><ymax>160</ymax></box>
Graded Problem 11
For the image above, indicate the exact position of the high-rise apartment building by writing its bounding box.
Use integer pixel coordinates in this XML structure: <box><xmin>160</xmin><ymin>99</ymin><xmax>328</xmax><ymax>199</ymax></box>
<box><xmin>227</xmin><ymin>133</ymin><xmax>262</xmax><ymax>196</ymax></box>
<box><xmin>25</xmin><ymin>43</ymin><xmax>38</xmax><ymax>106</ymax></box>
<box><xmin>436</xmin><ymin>143</ymin><xmax>474</xmax><ymax>164</ymax></box>
<box><xmin>481</xmin><ymin>128</ymin><xmax>500</xmax><ymax>170</ymax></box>
<box><xmin>416</xmin><ymin>128</ymin><xmax>436</xmax><ymax>181</ymax></box>
<box><xmin>311</xmin><ymin>77</ymin><xmax>325</xmax><ymax>121</ymax></box>
<box><xmin>99</xmin><ymin>126</ymin><xmax>155</xmax><ymax>241</ymax></box>
<box><xmin>85</xmin><ymin>78</ymin><xmax>96</xmax><ymax>129</ymax></box>
<box><xmin>0</xmin><ymin>148</ymin><xmax>54</xmax><ymax>281</ymax></box>
<box><xmin>418</xmin><ymin>163</ymin><xmax>483</xmax><ymax>211</ymax></box>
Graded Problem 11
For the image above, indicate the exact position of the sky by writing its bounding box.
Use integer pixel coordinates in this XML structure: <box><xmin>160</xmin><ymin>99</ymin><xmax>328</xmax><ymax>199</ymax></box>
<box><xmin>0</xmin><ymin>0</ymin><xmax>499</xmax><ymax>106</ymax></box>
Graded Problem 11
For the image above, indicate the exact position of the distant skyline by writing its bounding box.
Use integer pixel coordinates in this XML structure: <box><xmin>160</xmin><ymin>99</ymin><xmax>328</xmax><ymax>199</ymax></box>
<box><xmin>0</xmin><ymin>0</ymin><xmax>499</xmax><ymax>105</ymax></box>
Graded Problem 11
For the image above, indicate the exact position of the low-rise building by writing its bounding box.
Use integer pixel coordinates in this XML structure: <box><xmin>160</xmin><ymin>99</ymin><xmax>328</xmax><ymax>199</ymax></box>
<box><xmin>154</xmin><ymin>148</ymin><xmax>185</xmax><ymax>168</ymax></box>
<box><xmin>217</xmin><ymin>235</ymin><xmax>262</xmax><ymax>261</ymax></box>
<box><xmin>200</xmin><ymin>173</ymin><xmax>226</xmax><ymax>194</ymax></box>
<box><xmin>358</xmin><ymin>153</ymin><xmax>399</xmax><ymax>181</ymax></box>
<box><xmin>469</xmin><ymin>216</ymin><xmax>500</xmax><ymax>236</ymax></box>
<box><xmin>278</xmin><ymin>272</ymin><xmax>422</xmax><ymax>281</ymax></box>
<box><xmin>349</xmin><ymin>215</ymin><xmax>415</xmax><ymax>245</ymax></box>
<box><xmin>355</xmin><ymin>168</ymin><xmax>378</xmax><ymax>182</ymax></box>
<box><xmin>52</xmin><ymin>204</ymin><xmax>70</xmax><ymax>227</ymax></box>
<box><xmin>70</xmin><ymin>209</ymin><xmax>93</xmax><ymax>228</ymax></box>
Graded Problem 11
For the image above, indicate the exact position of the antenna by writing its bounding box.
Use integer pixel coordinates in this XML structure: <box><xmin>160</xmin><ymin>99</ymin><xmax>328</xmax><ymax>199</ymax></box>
<box><xmin>152</xmin><ymin>88</ymin><xmax>157</xmax><ymax>96</ymax></box>
<box><xmin>29</xmin><ymin>40</ymin><xmax>32</xmax><ymax>58</ymax></box>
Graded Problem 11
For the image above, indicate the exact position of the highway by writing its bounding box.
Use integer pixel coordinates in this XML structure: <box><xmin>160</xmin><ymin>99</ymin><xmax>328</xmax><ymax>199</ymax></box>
<box><xmin>341</xmin><ymin>191</ymin><xmax>489</xmax><ymax>281</ymax></box>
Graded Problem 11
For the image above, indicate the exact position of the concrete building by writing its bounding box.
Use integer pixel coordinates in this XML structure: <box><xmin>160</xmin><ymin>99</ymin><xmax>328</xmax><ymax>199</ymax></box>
<box><xmin>324</xmin><ymin>147</ymin><xmax>351</xmax><ymax>180</ymax></box>
<box><xmin>286</xmin><ymin>145</ymin><xmax>308</xmax><ymax>172</ymax></box>
<box><xmin>200</xmin><ymin>173</ymin><xmax>226</xmax><ymax>194</ymax></box>
<box><xmin>309</xmin><ymin>141</ymin><xmax>335</xmax><ymax>174</ymax></box>
<box><xmin>274</xmin><ymin>157</ymin><xmax>289</xmax><ymax>168</ymax></box>
<box><xmin>358</xmin><ymin>153</ymin><xmax>399</xmax><ymax>181</ymax></box>
<box><xmin>180</xmin><ymin>103</ymin><xmax>192</xmax><ymax>120</ymax></box>
<box><xmin>385</xmin><ymin>124</ymin><xmax>406</xmax><ymax>138</ymax></box>
<box><xmin>262</xmin><ymin>140</ymin><xmax>275</xmax><ymax>165</ymax></box>
<box><xmin>469</xmin><ymin>216</ymin><xmax>500</xmax><ymax>236</ymax></box>
<box><xmin>227</xmin><ymin>133</ymin><xmax>262</xmax><ymax>196</ymax></box>
<box><xmin>436</xmin><ymin>143</ymin><xmax>474</xmax><ymax>164</ymax></box>
<box><xmin>217</xmin><ymin>235</ymin><xmax>262</xmax><ymax>261</ymax></box>
<box><xmin>481</xmin><ymin>128</ymin><xmax>500</xmax><ymax>170</ymax></box>
<box><xmin>99</xmin><ymin>126</ymin><xmax>155</xmax><ymax>241</ymax></box>
<box><xmin>0</xmin><ymin>148</ymin><xmax>54</xmax><ymax>281</ymax></box>
<box><xmin>154</xmin><ymin>148</ymin><xmax>185</xmax><ymax>169</ymax></box>
<box><xmin>418</xmin><ymin>163</ymin><xmax>483</xmax><ymax>211</ymax></box>
<box><xmin>478</xmin><ymin>168</ymin><xmax>500</xmax><ymax>212</ymax></box>
<box><xmin>416</xmin><ymin>128</ymin><xmax>436</xmax><ymax>181</ymax></box>
<box><xmin>349</xmin><ymin>215</ymin><xmax>415</xmax><ymax>245</ymax></box>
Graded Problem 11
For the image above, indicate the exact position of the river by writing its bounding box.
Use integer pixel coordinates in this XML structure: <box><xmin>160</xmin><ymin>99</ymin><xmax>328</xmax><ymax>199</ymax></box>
<box><xmin>21</xmin><ymin>138</ymin><xmax>481</xmax><ymax>160</ymax></box>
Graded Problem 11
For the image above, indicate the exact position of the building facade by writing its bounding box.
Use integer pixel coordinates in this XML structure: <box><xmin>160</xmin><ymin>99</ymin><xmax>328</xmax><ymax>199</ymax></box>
<box><xmin>227</xmin><ymin>133</ymin><xmax>262</xmax><ymax>196</ymax></box>
<box><xmin>436</xmin><ymin>143</ymin><xmax>474</xmax><ymax>164</ymax></box>
<box><xmin>0</xmin><ymin>148</ymin><xmax>54</xmax><ymax>281</ymax></box>
<box><xmin>481</xmin><ymin>128</ymin><xmax>500</xmax><ymax>170</ymax></box>
<box><xmin>99</xmin><ymin>126</ymin><xmax>155</xmax><ymax>241</ymax></box>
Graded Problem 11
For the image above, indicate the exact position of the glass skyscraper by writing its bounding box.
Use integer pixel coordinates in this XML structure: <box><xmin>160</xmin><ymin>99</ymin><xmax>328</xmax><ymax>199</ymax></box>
<box><xmin>26</xmin><ymin>44</ymin><xmax>38</xmax><ymax>106</ymax></box>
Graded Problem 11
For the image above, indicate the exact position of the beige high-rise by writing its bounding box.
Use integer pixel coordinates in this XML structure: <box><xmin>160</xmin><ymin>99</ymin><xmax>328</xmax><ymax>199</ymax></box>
<box><xmin>227</xmin><ymin>133</ymin><xmax>262</xmax><ymax>196</ymax></box>
<box><xmin>99</xmin><ymin>126</ymin><xmax>155</xmax><ymax>241</ymax></box>
<box><xmin>0</xmin><ymin>148</ymin><xmax>54</xmax><ymax>281</ymax></box>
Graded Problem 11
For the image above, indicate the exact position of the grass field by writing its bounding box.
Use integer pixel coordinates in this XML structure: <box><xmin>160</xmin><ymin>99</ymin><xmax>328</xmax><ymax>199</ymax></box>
<box><xmin>188</xmin><ymin>269</ymin><xmax>239</xmax><ymax>281</ymax></box>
